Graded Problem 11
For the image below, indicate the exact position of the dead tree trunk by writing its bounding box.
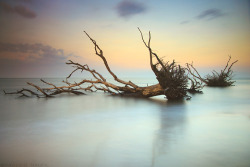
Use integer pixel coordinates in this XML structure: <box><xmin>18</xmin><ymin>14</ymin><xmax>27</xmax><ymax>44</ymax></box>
<box><xmin>186</xmin><ymin>56</ymin><xmax>238</xmax><ymax>87</ymax></box>
<box><xmin>137</xmin><ymin>28</ymin><xmax>189</xmax><ymax>99</ymax></box>
<box><xmin>4</xmin><ymin>29</ymin><xmax>200</xmax><ymax>100</ymax></box>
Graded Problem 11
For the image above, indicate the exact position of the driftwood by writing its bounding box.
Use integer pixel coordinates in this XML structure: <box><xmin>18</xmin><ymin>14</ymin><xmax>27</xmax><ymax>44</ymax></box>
<box><xmin>186</xmin><ymin>56</ymin><xmax>238</xmax><ymax>87</ymax></box>
<box><xmin>187</xmin><ymin>78</ymin><xmax>204</xmax><ymax>94</ymax></box>
<box><xmin>4</xmin><ymin>29</ymin><xmax>220</xmax><ymax>100</ymax></box>
<box><xmin>138</xmin><ymin>28</ymin><xmax>190</xmax><ymax>99</ymax></box>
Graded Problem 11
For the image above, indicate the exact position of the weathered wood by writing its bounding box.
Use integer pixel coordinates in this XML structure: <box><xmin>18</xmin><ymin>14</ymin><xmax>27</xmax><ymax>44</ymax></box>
<box><xmin>5</xmin><ymin>29</ymin><xmax>213</xmax><ymax>100</ymax></box>
<box><xmin>187</xmin><ymin>56</ymin><xmax>238</xmax><ymax>87</ymax></box>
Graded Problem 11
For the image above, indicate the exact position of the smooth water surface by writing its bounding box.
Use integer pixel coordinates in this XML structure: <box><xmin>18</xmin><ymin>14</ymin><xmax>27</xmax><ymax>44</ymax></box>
<box><xmin>0</xmin><ymin>78</ymin><xmax>250</xmax><ymax>167</ymax></box>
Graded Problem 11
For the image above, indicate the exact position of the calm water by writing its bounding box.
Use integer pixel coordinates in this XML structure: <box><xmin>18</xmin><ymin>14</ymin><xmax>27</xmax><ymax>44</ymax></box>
<box><xmin>0</xmin><ymin>78</ymin><xmax>250</xmax><ymax>167</ymax></box>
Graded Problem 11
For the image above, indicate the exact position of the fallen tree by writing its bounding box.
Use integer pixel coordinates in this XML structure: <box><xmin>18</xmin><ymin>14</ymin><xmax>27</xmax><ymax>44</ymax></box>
<box><xmin>4</xmin><ymin>29</ymin><xmax>213</xmax><ymax>100</ymax></box>
<box><xmin>186</xmin><ymin>56</ymin><xmax>238</xmax><ymax>87</ymax></box>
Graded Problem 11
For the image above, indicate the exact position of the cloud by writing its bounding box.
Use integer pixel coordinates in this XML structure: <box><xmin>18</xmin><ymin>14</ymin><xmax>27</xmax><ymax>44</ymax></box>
<box><xmin>14</xmin><ymin>0</ymin><xmax>33</xmax><ymax>4</ymax></box>
<box><xmin>196</xmin><ymin>8</ymin><xmax>224</xmax><ymax>20</ymax></box>
<box><xmin>0</xmin><ymin>42</ymin><xmax>73</xmax><ymax>63</ymax></box>
<box><xmin>0</xmin><ymin>2</ymin><xmax>13</xmax><ymax>12</ymax></box>
<box><xmin>180</xmin><ymin>20</ymin><xmax>190</xmax><ymax>25</ymax></box>
<box><xmin>116</xmin><ymin>0</ymin><xmax>147</xmax><ymax>18</ymax></box>
<box><xmin>0</xmin><ymin>1</ymin><xmax>36</xmax><ymax>19</ymax></box>
<box><xmin>14</xmin><ymin>5</ymin><xmax>36</xmax><ymax>18</ymax></box>
<box><xmin>0</xmin><ymin>42</ymin><xmax>79</xmax><ymax>77</ymax></box>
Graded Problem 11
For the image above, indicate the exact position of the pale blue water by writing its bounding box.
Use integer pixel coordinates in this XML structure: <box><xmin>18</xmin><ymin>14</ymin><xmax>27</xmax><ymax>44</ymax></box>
<box><xmin>0</xmin><ymin>78</ymin><xmax>250</xmax><ymax>167</ymax></box>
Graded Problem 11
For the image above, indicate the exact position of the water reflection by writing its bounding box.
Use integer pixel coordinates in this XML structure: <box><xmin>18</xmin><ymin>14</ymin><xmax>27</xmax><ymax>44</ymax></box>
<box><xmin>1</xmin><ymin>80</ymin><xmax>250</xmax><ymax>167</ymax></box>
<box><xmin>0</xmin><ymin>92</ymin><xmax>188</xmax><ymax>167</ymax></box>
<box><xmin>151</xmin><ymin>100</ymin><xmax>187</xmax><ymax>167</ymax></box>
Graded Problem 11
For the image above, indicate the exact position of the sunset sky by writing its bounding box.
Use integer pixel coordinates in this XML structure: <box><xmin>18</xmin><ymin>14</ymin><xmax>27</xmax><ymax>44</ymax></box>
<box><xmin>0</xmin><ymin>0</ymin><xmax>249</xmax><ymax>78</ymax></box>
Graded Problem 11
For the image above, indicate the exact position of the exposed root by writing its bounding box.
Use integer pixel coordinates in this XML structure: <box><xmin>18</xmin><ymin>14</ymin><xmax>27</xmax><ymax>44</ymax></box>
<box><xmin>186</xmin><ymin>56</ymin><xmax>238</xmax><ymax>87</ymax></box>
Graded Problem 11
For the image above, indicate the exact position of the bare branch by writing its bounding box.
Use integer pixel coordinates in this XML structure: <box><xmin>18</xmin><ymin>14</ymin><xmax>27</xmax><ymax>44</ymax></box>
<box><xmin>27</xmin><ymin>82</ymin><xmax>52</xmax><ymax>97</ymax></box>
<box><xmin>227</xmin><ymin>59</ymin><xmax>238</xmax><ymax>74</ymax></box>
<box><xmin>4</xmin><ymin>89</ymin><xmax>41</xmax><ymax>98</ymax></box>
<box><xmin>138</xmin><ymin>28</ymin><xmax>167</xmax><ymax>74</ymax></box>
<box><xmin>186</xmin><ymin>63</ymin><xmax>207</xmax><ymax>84</ymax></box>
<box><xmin>83</xmin><ymin>31</ymin><xmax>138</xmax><ymax>89</ymax></box>
<box><xmin>222</xmin><ymin>55</ymin><xmax>231</xmax><ymax>73</ymax></box>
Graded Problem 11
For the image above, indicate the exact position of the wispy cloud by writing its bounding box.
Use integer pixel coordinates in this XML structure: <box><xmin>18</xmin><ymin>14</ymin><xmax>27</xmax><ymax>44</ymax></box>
<box><xmin>196</xmin><ymin>8</ymin><xmax>225</xmax><ymax>20</ymax></box>
<box><xmin>0</xmin><ymin>43</ymin><xmax>73</xmax><ymax>63</ymax></box>
<box><xmin>115</xmin><ymin>0</ymin><xmax>147</xmax><ymax>18</ymax></box>
<box><xmin>14</xmin><ymin>5</ymin><xmax>36</xmax><ymax>18</ymax></box>
<box><xmin>0</xmin><ymin>42</ymin><xmax>78</xmax><ymax>77</ymax></box>
<box><xmin>14</xmin><ymin>0</ymin><xmax>33</xmax><ymax>3</ymax></box>
<box><xmin>180</xmin><ymin>20</ymin><xmax>190</xmax><ymax>25</ymax></box>
<box><xmin>0</xmin><ymin>1</ymin><xmax>36</xmax><ymax>19</ymax></box>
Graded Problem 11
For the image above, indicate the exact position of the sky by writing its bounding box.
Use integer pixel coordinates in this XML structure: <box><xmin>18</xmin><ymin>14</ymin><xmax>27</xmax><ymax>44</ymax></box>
<box><xmin>0</xmin><ymin>0</ymin><xmax>249</xmax><ymax>78</ymax></box>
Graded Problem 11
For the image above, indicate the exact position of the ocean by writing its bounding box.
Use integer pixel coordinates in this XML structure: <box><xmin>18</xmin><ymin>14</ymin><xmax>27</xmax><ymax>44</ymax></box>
<box><xmin>0</xmin><ymin>78</ymin><xmax>250</xmax><ymax>167</ymax></box>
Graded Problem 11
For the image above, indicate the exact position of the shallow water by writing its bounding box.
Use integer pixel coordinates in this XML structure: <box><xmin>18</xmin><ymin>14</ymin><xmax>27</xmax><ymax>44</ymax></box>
<box><xmin>0</xmin><ymin>78</ymin><xmax>250</xmax><ymax>167</ymax></box>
